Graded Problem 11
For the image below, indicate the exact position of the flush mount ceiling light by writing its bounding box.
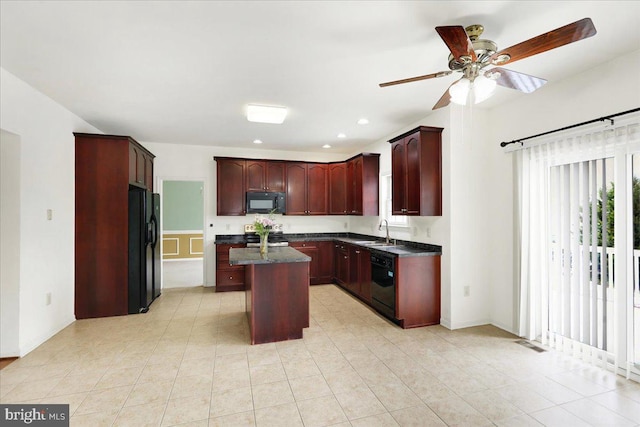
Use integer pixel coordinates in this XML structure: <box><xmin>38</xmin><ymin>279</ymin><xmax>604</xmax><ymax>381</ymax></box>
<box><xmin>253</xmin><ymin>139</ymin><xmax>263</xmax><ymax>144</ymax></box>
<box><xmin>246</xmin><ymin>104</ymin><xmax>288</xmax><ymax>124</ymax></box>
<box><xmin>357</xmin><ymin>118</ymin><xmax>369</xmax><ymax>125</ymax></box>
<box><xmin>322</xmin><ymin>144</ymin><xmax>331</xmax><ymax>149</ymax></box>
<box><xmin>337</xmin><ymin>133</ymin><xmax>346</xmax><ymax>138</ymax></box>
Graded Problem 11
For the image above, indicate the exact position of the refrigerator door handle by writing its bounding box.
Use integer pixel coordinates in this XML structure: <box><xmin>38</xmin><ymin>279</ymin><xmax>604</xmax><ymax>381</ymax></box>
<box><xmin>146</xmin><ymin>222</ymin><xmax>153</xmax><ymax>245</ymax></box>
<box><xmin>154</xmin><ymin>217</ymin><xmax>159</xmax><ymax>246</ymax></box>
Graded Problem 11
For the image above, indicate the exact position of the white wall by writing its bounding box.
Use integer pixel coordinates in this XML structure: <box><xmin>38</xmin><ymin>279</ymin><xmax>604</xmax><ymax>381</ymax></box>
<box><xmin>1</xmin><ymin>129</ymin><xmax>21</xmax><ymax>357</ymax></box>
<box><xmin>488</xmin><ymin>49</ymin><xmax>640</xmax><ymax>333</ymax></box>
<box><xmin>0</xmin><ymin>67</ymin><xmax>101</xmax><ymax>356</ymax></box>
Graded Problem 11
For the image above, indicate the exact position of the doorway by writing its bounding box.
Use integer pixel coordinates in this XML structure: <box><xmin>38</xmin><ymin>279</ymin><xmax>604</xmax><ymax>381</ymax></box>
<box><xmin>1</xmin><ymin>129</ymin><xmax>21</xmax><ymax>357</ymax></box>
<box><xmin>161</xmin><ymin>180</ymin><xmax>205</xmax><ymax>288</ymax></box>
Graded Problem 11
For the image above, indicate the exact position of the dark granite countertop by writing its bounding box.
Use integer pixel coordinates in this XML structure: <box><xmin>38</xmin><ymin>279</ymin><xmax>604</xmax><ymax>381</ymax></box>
<box><xmin>216</xmin><ymin>232</ymin><xmax>442</xmax><ymax>257</ymax></box>
<box><xmin>229</xmin><ymin>247</ymin><xmax>311</xmax><ymax>265</ymax></box>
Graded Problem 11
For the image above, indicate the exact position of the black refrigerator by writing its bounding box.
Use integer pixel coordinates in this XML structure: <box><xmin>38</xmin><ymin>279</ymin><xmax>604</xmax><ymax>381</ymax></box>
<box><xmin>128</xmin><ymin>187</ymin><xmax>161</xmax><ymax>314</ymax></box>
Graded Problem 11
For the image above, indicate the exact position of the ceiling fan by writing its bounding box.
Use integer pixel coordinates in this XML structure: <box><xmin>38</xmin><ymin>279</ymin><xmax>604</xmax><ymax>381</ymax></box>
<box><xmin>379</xmin><ymin>18</ymin><xmax>597</xmax><ymax>109</ymax></box>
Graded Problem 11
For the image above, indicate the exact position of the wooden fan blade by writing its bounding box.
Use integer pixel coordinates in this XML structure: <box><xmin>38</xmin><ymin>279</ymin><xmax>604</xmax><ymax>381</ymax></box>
<box><xmin>433</xmin><ymin>77</ymin><xmax>463</xmax><ymax>110</ymax></box>
<box><xmin>379</xmin><ymin>71</ymin><xmax>452</xmax><ymax>87</ymax></box>
<box><xmin>492</xmin><ymin>17</ymin><xmax>596</xmax><ymax>65</ymax></box>
<box><xmin>436</xmin><ymin>26</ymin><xmax>477</xmax><ymax>62</ymax></box>
<box><xmin>485</xmin><ymin>68</ymin><xmax>547</xmax><ymax>93</ymax></box>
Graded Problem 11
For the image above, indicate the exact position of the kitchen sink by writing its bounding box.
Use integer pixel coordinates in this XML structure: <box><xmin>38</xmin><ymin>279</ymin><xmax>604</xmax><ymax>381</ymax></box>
<box><xmin>361</xmin><ymin>242</ymin><xmax>399</xmax><ymax>247</ymax></box>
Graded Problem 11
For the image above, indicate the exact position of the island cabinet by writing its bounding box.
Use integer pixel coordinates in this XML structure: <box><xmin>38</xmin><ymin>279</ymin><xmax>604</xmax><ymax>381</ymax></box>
<box><xmin>290</xmin><ymin>240</ymin><xmax>335</xmax><ymax>285</ymax></box>
<box><xmin>229</xmin><ymin>247</ymin><xmax>311</xmax><ymax>345</ymax></box>
<box><xmin>215</xmin><ymin>243</ymin><xmax>247</xmax><ymax>292</ymax></box>
<box><xmin>246</xmin><ymin>160</ymin><xmax>286</xmax><ymax>192</ymax></box>
<box><xmin>395</xmin><ymin>255</ymin><xmax>441</xmax><ymax>328</ymax></box>
<box><xmin>285</xmin><ymin>163</ymin><xmax>328</xmax><ymax>215</ymax></box>
<box><xmin>215</xmin><ymin>158</ymin><xmax>246</xmax><ymax>216</ymax></box>
<box><xmin>390</xmin><ymin>126</ymin><xmax>443</xmax><ymax>216</ymax></box>
<box><xmin>74</xmin><ymin>132</ymin><xmax>155</xmax><ymax>319</ymax></box>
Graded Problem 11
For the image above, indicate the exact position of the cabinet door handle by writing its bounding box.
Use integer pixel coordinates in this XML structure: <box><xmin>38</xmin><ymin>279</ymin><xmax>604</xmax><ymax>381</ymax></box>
<box><xmin>355</xmin><ymin>250</ymin><xmax>360</xmax><ymax>254</ymax></box>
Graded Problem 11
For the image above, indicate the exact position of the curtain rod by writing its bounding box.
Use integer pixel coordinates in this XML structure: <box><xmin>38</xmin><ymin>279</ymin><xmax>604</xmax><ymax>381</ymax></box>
<box><xmin>499</xmin><ymin>107</ymin><xmax>640</xmax><ymax>148</ymax></box>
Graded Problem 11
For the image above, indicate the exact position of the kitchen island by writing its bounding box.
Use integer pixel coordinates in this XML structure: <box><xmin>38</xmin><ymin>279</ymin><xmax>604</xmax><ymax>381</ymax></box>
<box><xmin>229</xmin><ymin>247</ymin><xmax>311</xmax><ymax>344</ymax></box>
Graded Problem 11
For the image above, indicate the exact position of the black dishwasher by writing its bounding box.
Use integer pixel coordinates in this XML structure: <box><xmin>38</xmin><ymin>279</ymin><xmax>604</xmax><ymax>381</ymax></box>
<box><xmin>371</xmin><ymin>253</ymin><xmax>395</xmax><ymax>319</ymax></box>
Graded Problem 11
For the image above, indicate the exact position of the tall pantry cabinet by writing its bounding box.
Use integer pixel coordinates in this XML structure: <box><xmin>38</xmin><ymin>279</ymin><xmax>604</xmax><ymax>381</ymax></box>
<box><xmin>74</xmin><ymin>133</ymin><xmax>155</xmax><ymax>319</ymax></box>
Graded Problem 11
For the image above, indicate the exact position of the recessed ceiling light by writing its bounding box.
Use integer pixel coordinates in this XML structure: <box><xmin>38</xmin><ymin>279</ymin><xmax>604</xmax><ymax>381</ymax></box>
<box><xmin>337</xmin><ymin>133</ymin><xmax>346</xmax><ymax>138</ymax></box>
<box><xmin>357</xmin><ymin>118</ymin><xmax>369</xmax><ymax>125</ymax></box>
<box><xmin>253</xmin><ymin>139</ymin><xmax>263</xmax><ymax>144</ymax></box>
<box><xmin>322</xmin><ymin>144</ymin><xmax>331</xmax><ymax>149</ymax></box>
<box><xmin>246</xmin><ymin>104</ymin><xmax>288</xmax><ymax>124</ymax></box>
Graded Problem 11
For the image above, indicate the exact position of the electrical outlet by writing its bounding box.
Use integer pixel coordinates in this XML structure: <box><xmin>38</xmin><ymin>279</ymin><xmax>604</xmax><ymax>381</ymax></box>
<box><xmin>464</xmin><ymin>286</ymin><xmax>470</xmax><ymax>297</ymax></box>
<box><xmin>226</xmin><ymin>224</ymin><xmax>230</xmax><ymax>230</ymax></box>
<box><xmin>46</xmin><ymin>292</ymin><xmax>52</xmax><ymax>306</ymax></box>
<box><xmin>344</xmin><ymin>222</ymin><xmax>347</xmax><ymax>229</ymax></box>
<box><xmin>427</xmin><ymin>227</ymin><xmax>431</xmax><ymax>237</ymax></box>
<box><xmin>47</xmin><ymin>209</ymin><xmax>53</xmax><ymax>220</ymax></box>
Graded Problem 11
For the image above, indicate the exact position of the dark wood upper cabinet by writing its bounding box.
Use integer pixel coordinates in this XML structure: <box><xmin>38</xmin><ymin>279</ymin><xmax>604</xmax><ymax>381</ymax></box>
<box><xmin>329</xmin><ymin>162</ymin><xmax>348</xmax><ymax>215</ymax></box>
<box><xmin>390</xmin><ymin>126</ymin><xmax>443</xmax><ymax>216</ymax></box>
<box><xmin>144</xmin><ymin>155</ymin><xmax>154</xmax><ymax>190</ymax></box>
<box><xmin>216</xmin><ymin>153</ymin><xmax>378</xmax><ymax>217</ymax></box>
<box><xmin>306</xmin><ymin>163</ymin><xmax>328</xmax><ymax>215</ymax></box>
<box><xmin>128</xmin><ymin>143</ymin><xmax>153</xmax><ymax>190</ymax></box>
<box><xmin>215</xmin><ymin>158</ymin><xmax>246</xmax><ymax>216</ymax></box>
<box><xmin>330</xmin><ymin>154</ymin><xmax>379</xmax><ymax>216</ymax></box>
<box><xmin>348</xmin><ymin>153</ymin><xmax>379</xmax><ymax>216</ymax></box>
<box><xmin>286</xmin><ymin>163</ymin><xmax>328</xmax><ymax>215</ymax></box>
<box><xmin>285</xmin><ymin>162</ymin><xmax>307</xmax><ymax>215</ymax></box>
<box><xmin>246</xmin><ymin>160</ymin><xmax>285</xmax><ymax>192</ymax></box>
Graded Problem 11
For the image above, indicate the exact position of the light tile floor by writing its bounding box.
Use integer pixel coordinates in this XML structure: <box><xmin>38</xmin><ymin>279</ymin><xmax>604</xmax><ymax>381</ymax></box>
<box><xmin>2</xmin><ymin>285</ymin><xmax>640</xmax><ymax>426</ymax></box>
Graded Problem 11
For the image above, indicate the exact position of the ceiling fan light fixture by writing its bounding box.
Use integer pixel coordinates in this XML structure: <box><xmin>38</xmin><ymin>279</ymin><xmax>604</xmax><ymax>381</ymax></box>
<box><xmin>449</xmin><ymin>74</ymin><xmax>496</xmax><ymax>106</ymax></box>
<box><xmin>246</xmin><ymin>104</ymin><xmax>288</xmax><ymax>124</ymax></box>
<box><xmin>473</xmin><ymin>74</ymin><xmax>497</xmax><ymax>103</ymax></box>
<box><xmin>449</xmin><ymin>78</ymin><xmax>471</xmax><ymax>105</ymax></box>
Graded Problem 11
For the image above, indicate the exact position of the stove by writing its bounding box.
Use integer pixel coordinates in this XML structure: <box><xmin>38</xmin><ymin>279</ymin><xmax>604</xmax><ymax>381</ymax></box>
<box><xmin>244</xmin><ymin>224</ymin><xmax>289</xmax><ymax>247</ymax></box>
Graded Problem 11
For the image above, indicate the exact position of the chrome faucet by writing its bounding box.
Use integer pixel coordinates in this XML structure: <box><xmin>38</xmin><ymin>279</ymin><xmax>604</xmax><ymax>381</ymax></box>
<box><xmin>379</xmin><ymin>219</ymin><xmax>390</xmax><ymax>244</ymax></box>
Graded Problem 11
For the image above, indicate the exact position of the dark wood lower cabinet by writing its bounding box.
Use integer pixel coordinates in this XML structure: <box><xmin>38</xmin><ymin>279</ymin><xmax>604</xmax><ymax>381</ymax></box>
<box><xmin>289</xmin><ymin>242</ymin><xmax>319</xmax><ymax>284</ymax></box>
<box><xmin>216</xmin><ymin>238</ymin><xmax>440</xmax><ymax>329</ymax></box>
<box><xmin>334</xmin><ymin>243</ymin><xmax>350</xmax><ymax>287</ymax></box>
<box><xmin>245</xmin><ymin>261</ymin><xmax>310</xmax><ymax>344</ymax></box>
<box><xmin>316</xmin><ymin>241</ymin><xmax>335</xmax><ymax>284</ymax></box>
<box><xmin>289</xmin><ymin>240</ymin><xmax>335</xmax><ymax>285</ymax></box>
<box><xmin>216</xmin><ymin>243</ymin><xmax>246</xmax><ymax>291</ymax></box>
<box><xmin>355</xmin><ymin>247</ymin><xmax>372</xmax><ymax>303</ymax></box>
<box><xmin>396</xmin><ymin>255</ymin><xmax>441</xmax><ymax>328</ymax></box>
<box><xmin>333</xmin><ymin>242</ymin><xmax>371</xmax><ymax>302</ymax></box>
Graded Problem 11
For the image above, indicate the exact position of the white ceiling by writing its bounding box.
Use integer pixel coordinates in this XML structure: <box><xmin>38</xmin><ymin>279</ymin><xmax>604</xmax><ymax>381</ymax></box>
<box><xmin>2</xmin><ymin>1</ymin><xmax>639</xmax><ymax>154</ymax></box>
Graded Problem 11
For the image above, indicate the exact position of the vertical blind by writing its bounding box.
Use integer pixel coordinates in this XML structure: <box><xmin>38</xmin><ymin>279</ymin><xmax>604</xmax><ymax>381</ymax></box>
<box><xmin>514</xmin><ymin>115</ymin><xmax>640</xmax><ymax>377</ymax></box>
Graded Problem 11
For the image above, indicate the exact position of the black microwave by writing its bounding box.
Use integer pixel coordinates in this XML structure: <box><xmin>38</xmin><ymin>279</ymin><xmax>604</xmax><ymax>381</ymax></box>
<box><xmin>246</xmin><ymin>191</ymin><xmax>286</xmax><ymax>214</ymax></box>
